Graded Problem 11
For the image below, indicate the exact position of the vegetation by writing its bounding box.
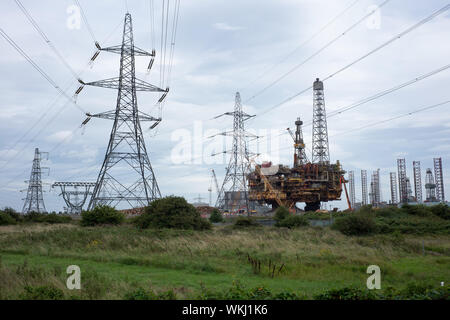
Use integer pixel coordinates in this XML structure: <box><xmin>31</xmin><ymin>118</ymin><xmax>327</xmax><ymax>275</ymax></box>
<box><xmin>0</xmin><ymin>211</ymin><xmax>17</xmax><ymax>226</ymax></box>
<box><xmin>81</xmin><ymin>205</ymin><xmax>124</xmax><ymax>226</ymax></box>
<box><xmin>275</xmin><ymin>215</ymin><xmax>309</xmax><ymax>228</ymax></box>
<box><xmin>135</xmin><ymin>196</ymin><xmax>211</xmax><ymax>230</ymax></box>
<box><xmin>232</xmin><ymin>216</ymin><xmax>260</xmax><ymax>228</ymax></box>
<box><xmin>274</xmin><ymin>206</ymin><xmax>289</xmax><ymax>222</ymax></box>
<box><xmin>209</xmin><ymin>209</ymin><xmax>223</xmax><ymax>223</ymax></box>
<box><xmin>0</xmin><ymin>208</ymin><xmax>71</xmax><ymax>225</ymax></box>
<box><xmin>332</xmin><ymin>213</ymin><xmax>377</xmax><ymax>236</ymax></box>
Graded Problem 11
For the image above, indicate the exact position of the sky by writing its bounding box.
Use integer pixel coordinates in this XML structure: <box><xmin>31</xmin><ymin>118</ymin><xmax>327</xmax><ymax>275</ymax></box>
<box><xmin>0</xmin><ymin>0</ymin><xmax>449</xmax><ymax>212</ymax></box>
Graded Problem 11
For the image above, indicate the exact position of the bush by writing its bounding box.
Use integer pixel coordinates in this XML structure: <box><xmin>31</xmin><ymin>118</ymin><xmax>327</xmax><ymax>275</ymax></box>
<box><xmin>274</xmin><ymin>206</ymin><xmax>289</xmax><ymax>221</ymax></box>
<box><xmin>314</xmin><ymin>287</ymin><xmax>377</xmax><ymax>300</ymax></box>
<box><xmin>135</xmin><ymin>196</ymin><xmax>211</xmax><ymax>230</ymax></box>
<box><xmin>123</xmin><ymin>288</ymin><xmax>177</xmax><ymax>300</ymax></box>
<box><xmin>0</xmin><ymin>212</ymin><xmax>17</xmax><ymax>225</ymax></box>
<box><xmin>2</xmin><ymin>207</ymin><xmax>22</xmax><ymax>222</ymax></box>
<box><xmin>19</xmin><ymin>285</ymin><xmax>64</xmax><ymax>300</ymax></box>
<box><xmin>81</xmin><ymin>205</ymin><xmax>124</xmax><ymax>226</ymax></box>
<box><xmin>429</xmin><ymin>203</ymin><xmax>450</xmax><ymax>220</ymax></box>
<box><xmin>275</xmin><ymin>215</ymin><xmax>309</xmax><ymax>228</ymax></box>
<box><xmin>232</xmin><ymin>217</ymin><xmax>259</xmax><ymax>228</ymax></box>
<box><xmin>209</xmin><ymin>209</ymin><xmax>223</xmax><ymax>223</ymax></box>
<box><xmin>332</xmin><ymin>214</ymin><xmax>376</xmax><ymax>236</ymax></box>
<box><xmin>401</xmin><ymin>204</ymin><xmax>432</xmax><ymax>217</ymax></box>
<box><xmin>39</xmin><ymin>213</ymin><xmax>71</xmax><ymax>224</ymax></box>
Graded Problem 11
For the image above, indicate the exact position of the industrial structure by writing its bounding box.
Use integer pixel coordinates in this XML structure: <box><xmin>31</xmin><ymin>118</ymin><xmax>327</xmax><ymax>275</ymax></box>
<box><xmin>52</xmin><ymin>182</ymin><xmax>96</xmax><ymax>214</ymax></box>
<box><xmin>214</xmin><ymin>92</ymin><xmax>256</xmax><ymax>213</ymax></box>
<box><xmin>397</xmin><ymin>158</ymin><xmax>408</xmax><ymax>203</ymax></box>
<box><xmin>369</xmin><ymin>169</ymin><xmax>381</xmax><ymax>206</ymax></box>
<box><xmin>77</xmin><ymin>13</ymin><xmax>167</xmax><ymax>210</ymax></box>
<box><xmin>425</xmin><ymin>168</ymin><xmax>437</xmax><ymax>202</ymax></box>
<box><xmin>22</xmin><ymin>148</ymin><xmax>48</xmax><ymax>214</ymax></box>
<box><xmin>413</xmin><ymin>161</ymin><xmax>423</xmax><ymax>203</ymax></box>
<box><xmin>389</xmin><ymin>172</ymin><xmax>398</xmax><ymax>205</ymax></box>
<box><xmin>348</xmin><ymin>171</ymin><xmax>356</xmax><ymax>209</ymax></box>
<box><xmin>247</xmin><ymin>78</ymin><xmax>346</xmax><ymax>211</ymax></box>
<box><xmin>361</xmin><ymin>170</ymin><xmax>368</xmax><ymax>206</ymax></box>
<box><xmin>434</xmin><ymin>157</ymin><xmax>445</xmax><ymax>202</ymax></box>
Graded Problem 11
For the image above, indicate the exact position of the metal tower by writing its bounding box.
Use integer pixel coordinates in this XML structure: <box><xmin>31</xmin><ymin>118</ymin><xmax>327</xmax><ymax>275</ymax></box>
<box><xmin>389</xmin><ymin>172</ymin><xmax>398</xmax><ymax>205</ymax></box>
<box><xmin>348</xmin><ymin>171</ymin><xmax>356</xmax><ymax>209</ymax></box>
<box><xmin>412</xmin><ymin>161</ymin><xmax>422</xmax><ymax>203</ymax></box>
<box><xmin>22</xmin><ymin>148</ymin><xmax>48</xmax><ymax>214</ymax></box>
<box><xmin>397</xmin><ymin>158</ymin><xmax>408</xmax><ymax>203</ymax></box>
<box><xmin>52</xmin><ymin>182</ymin><xmax>96</xmax><ymax>214</ymax></box>
<box><xmin>311</xmin><ymin>78</ymin><xmax>330</xmax><ymax>164</ymax></box>
<box><xmin>425</xmin><ymin>168</ymin><xmax>437</xmax><ymax>202</ymax></box>
<box><xmin>215</xmin><ymin>92</ymin><xmax>255</xmax><ymax>212</ymax></box>
<box><xmin>434</xmin><ymin>158</ymin><xmax>445</xmax><ymax>202</ymax></box>
<box><xmin>361</xmin><ymin>169</ymin><xmax>368</xmax><ymax>206</ymax></box>
<box><xmin>80</xmin><ymin>14</ymin><xmax>167</xmax><ymax>210</ymax></box>
<box><xmin>287</xmin><ymin>117</ymin><xmax>309</xmax><ymax>167</ymax></box>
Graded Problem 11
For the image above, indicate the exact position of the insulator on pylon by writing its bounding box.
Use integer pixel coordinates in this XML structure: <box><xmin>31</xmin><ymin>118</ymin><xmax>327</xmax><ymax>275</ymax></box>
<box><xmin>78</xmin><ymin>79</ymin><xmax>85</xmax><ymax>85</ymax></box>
<box><xmin>75</xmin><ymin>85</ymin><xmax>84</xmax><ymax>95</ymax></box>
<box><xmin>95</xmin><ymin>41</ymin><xmax>101</xmax><ymax>50</ymax></box>
<box><xmin>158</xmin><ymin>88</ymin><xmax>170</xmax><ymax>103</ymax></box>
<box><xmin>149</xmin><ymin>120</ymin><xmax>161</xmax><ymax>129</ymax></box>
<box><xmin>147</xmin><ymin>57</ymin><xmax>155</xmax><ymax>73</ymax></box>
<box><xmin>90</xmin><ymin>51</ymin><xmax>100</xmax><ymax>62</ymax></box>
<box><xmin>81</xmin><ymin>117</ymin><xmax>91</xmax><ymax>126</ymax></box>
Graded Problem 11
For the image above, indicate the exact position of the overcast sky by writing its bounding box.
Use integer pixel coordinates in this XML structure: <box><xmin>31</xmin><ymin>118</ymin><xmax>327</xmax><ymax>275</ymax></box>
<box><xmin>0</xmin><ymin>0</ymin><xmax>449</xmax><ymax>212</ymax></box>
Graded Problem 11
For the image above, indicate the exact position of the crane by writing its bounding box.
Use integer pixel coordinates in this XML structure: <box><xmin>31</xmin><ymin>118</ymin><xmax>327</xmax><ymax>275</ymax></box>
<box><xmin>286</xmin><ymin>117</ymin><xmax>309</xmax><ymax>167</ymax></box>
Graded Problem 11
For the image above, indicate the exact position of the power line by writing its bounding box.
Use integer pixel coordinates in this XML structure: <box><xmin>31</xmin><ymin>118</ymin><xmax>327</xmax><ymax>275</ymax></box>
<box><xmin>240</xmin><ymin>0</ymin><xmax>361</xmax><ymax>93</ymax></box>
<box><xmin>73</xmin><ymin>0</ymin><xmax>97</xmax><ymax>43</ymax></box>
<box><xmin>251</xmin><ymin>3</ymin><xmax>450</xmax><ymax>119</ymax></box>
<box><xmin>244</xmin><ymin>0</ymin><xmax>392</xmax><ymax>103</ymax></box>
<box><xmin>14</xmin><ymin>0</ymin><xmax>79</xmax><ymax>79</ymax></box>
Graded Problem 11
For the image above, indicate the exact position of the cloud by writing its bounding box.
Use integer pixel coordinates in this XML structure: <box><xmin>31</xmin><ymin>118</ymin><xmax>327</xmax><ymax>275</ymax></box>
<box><xmin>212</xmin><ymin>22</ymin><xmax>244</xmax><ymax>31</ymax></box>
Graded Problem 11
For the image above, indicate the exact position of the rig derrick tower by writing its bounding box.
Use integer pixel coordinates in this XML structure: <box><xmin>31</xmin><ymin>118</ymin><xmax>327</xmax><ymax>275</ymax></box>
<box><xmin>78</xmin><ymin>13</ymin><xmax>167</xmax><ymax>210</ymax></box>
<box><xmin>389</xmin><ymin>172</ymin><xmax>398</xmax><ymax>205</ymax></box>
<box><xmin>413</xmin><ymin>161</ymin><xmax>423</xmax><ymax>203</ymax></box>
<box><xmin>214</xmin><ymin>92</ymin><xmax>255</xmax><ymax>213</ymax></box>
<box><xmin>311</xmin><ymin>78</ymin><xmax>330</xmax><ymax>164</ymax></box>
<box><xmin>22</xmin><ymin>148</ymin><xmax>48</xmax><ymax>214</ymax></box>
<box><xmin>348</xmin><ymin>171</ymin><xmax>356</xmax><ymax>209</ymax></box>
<box><xmin>434</xmin><ymin>158</ymin><xmax>445</xmax><ymax>202</ymax></box>
<box><xmin>425</xmin><ymin>168</ymin><xmax>437</xmax><ymax>202</ymax></box>
<box><xmin>361</xmin><ymin>170</ymin><xmax>368</xmax><ymax>206</ymax></box>
<box><xmin>397</xmin><ymin>158</ymin><xmax>408</xmax><ymax>203</ymax></box>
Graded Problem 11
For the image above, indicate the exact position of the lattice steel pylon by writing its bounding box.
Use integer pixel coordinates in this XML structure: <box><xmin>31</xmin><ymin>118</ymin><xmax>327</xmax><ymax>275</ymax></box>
<box><xmin>397</xmin><ymin>158</ymin><xmax>408</xmax><ymax>203</ymax></box>
<box><xmin>311</xmin><ymin>78</ymin><xmax>330</xmax><ymax>164</ymax></box>
<box><xmin>425</xmin><ymin>168</ymin><xmax>437</xmax><ymax>202</ymax></box>
<box><xmin>412</xmin><ymin>161</ymin><xmax>423</xmax><ymax>203</ymax></box>
<box><xmin>214</xmin><ymin>92</ymin><xmax>255</xmax><ymax>213</ymax></box>
<box><xmin>434</xmin><ymin>157</ymin><xmax>445</xmax><ymax>202</ymax></box>
<box><xmin>22</xmin><ymin>148</ymin><xmax>48</xmax><ymax>214</ymax></box>
<box><xmin>390</xmin><ymin>172</ymin><xmax>398</xmax><ymax>205</ymax></box>
<box><xmin>348</xmin><ymin>171</ymin><xmax>356</xmax><ymax>209</ymax></box>
<box><xmin>361</xmin><ymin>170</ymin><xmax>368</xmax><ymax>206</ymax></box>
<box><xmin>80</xmin><ymin>13</ymin><xmax>167</xmax><ymax>210</ymax></box>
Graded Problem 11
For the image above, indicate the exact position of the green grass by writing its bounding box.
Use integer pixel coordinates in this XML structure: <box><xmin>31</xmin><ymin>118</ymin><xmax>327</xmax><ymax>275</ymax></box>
<box><xmin>0</xmin><ymin>223</ymin><xmax>449</xmax><ymax>299</ymax></box>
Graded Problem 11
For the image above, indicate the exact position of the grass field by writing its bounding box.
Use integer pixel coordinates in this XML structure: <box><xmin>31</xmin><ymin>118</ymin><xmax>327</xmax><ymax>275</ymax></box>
<box><xmin>0</xmin><ymin>222</ymin><xmax>449</xmax><ymax>299</ymax></box>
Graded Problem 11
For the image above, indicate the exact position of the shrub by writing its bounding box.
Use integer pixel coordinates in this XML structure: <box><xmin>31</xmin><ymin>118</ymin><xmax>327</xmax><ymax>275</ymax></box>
<box><xmin>81</xmin><ymin>205</ymin><xmax>124</xmax><ymax>226</ymax></box>
<box><xmin>332</xmin><ymin>214</ymin><xmax>376</xmax><ymax>236</ymax></box>
<box><xmin>135</xmin><ymin>196</ymin><xmax>211</xmax><ymax>230</ymax></box>
<box><xmin>123</xmin><ymin>288</ymin><xmax>177</xmax><ymax>300</ymax></box>
<box><xmin>209</xmin><ymin>209</ymin><xmax>223</xmax><ymax>223</ymax></box>
<box><xmin>19</xmin><ymin>285</ymin><xmax>64</xmax><ymax>300</ymax></box>
<box><xmin>274</xmin><ymin>206</ymin><xmax>289</xmax><ymax>221</ymax></box>
<box><xmin>314</xmin><ymin>287</ymin><xmax>377</xmax><ymax>300</ymax></box>
<box><xmin>232</xmin><ymin>217</ymin><xmax>259</xmax><ymax>228</ymax></box>
<box><xmin>39</xmin><ymin>213</ymin><xmax>72</xmax><ymax>224</ymax></box>
<box><xmin>2</xmin><ymin>207</ymin><xmax>22</xmax><ymax>222</ymax></box>
<box><xmin>275</xmin><ymin>215</ymin><xmax>309</xmax><ymax>228</ymax></box>
<box><xmin>429</xmin><ymin>203</ymin><xmax>450</xmax><ymax>220</ymax></box>
<box><xmin>0</xmin><ymin>212</ymin><xmax>16</xmax><ymax>225</ymax></box>
<box><xmin>401</xmin><ymin>204</ymin><xmax>432</xmax><ymax>217</ymax></box>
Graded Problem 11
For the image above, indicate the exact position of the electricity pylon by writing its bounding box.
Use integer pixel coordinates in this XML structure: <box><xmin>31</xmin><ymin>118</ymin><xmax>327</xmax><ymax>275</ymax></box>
<box><xmin>22</xmin><ymin>148</ymin><xmax>48</xmax><ymax>214</ymax></box>
<box><xmin>79</xmin><ymin>13</ymin><xmax>167</xmax><ymax>210</ymax></box>
<box><xmin>52</xmin><ymin>182</ymin><xmax>96</xmax><ymax>214</ymax></box>
<box><xmin>213</xmin><ymin>92</ymin><xmax>256</xmax><ymax>213</ymax></box>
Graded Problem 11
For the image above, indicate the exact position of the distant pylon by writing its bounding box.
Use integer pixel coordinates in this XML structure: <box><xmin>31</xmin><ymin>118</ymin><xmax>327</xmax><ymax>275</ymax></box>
<box><xmin>412</xmin><ymin>161</ymin><xmax>423</xmax><ymax>203</ymax></box>
<box><xmin>361</xmin><ymin>170</ymin><xmax>368</xmax><ymax>206</ymax></box>
<box><xmin>22</xmin><ymin>148</ymin><xmax>48</xmax><ymax>214</ymax></box>
<box><xmin>348</xmin><ymin>171</ymin><xmax>356</xmax><ymax>209</ymax></box>
<box><xmin>80</xmin><ymin>13</ymin><xmax>167</xmax><ymax>210</ymax></box>
<box><xmin>434</xmin><ymin>157</ymin><xmax>445</xmax><ymax>202</ymax></box>
<box><xmin>389</xmin><ymin>172</ymin><xmax>398</xmax><ymax>204</ymax></box>
<box><xmin>215</xmin><ymin>92</ymin><xmax>255</xmax><ymax>212</ymax></box>
<box><xmin>311</xmin><ymin>78</ymin><xmax>330</xmax><ymax>164</ymax></box>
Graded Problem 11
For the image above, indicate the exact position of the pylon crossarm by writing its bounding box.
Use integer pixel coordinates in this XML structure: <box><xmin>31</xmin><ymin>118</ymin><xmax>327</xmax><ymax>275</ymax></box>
<box><xmin>87</xmin><ymin>110</ymin><xmax>160</xmax><ymax>122</ymax></box>
<box><xmin>82</xmin><ymin>77</ymin><xmax>166</xmax><ymax>92</ymax></box>
<box><xmin>100</xmin><ymin>45</ymin><xmax>155</xmax><ymax>57</ymax></box>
